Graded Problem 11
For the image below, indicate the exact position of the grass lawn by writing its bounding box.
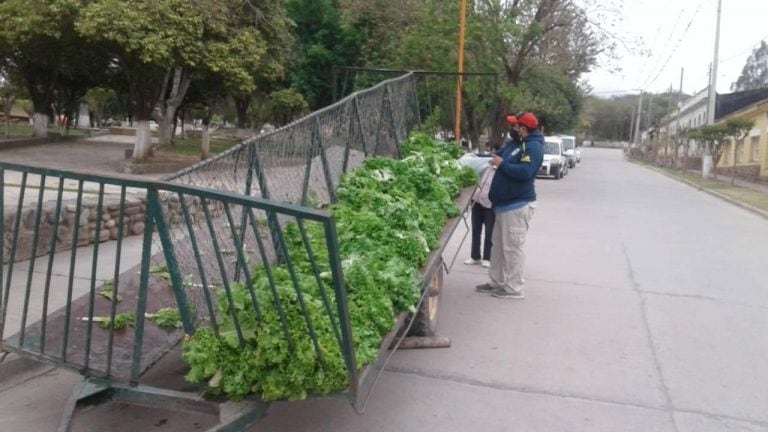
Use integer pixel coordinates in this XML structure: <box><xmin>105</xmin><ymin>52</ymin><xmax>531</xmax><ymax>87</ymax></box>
<box><xmin>635</xmin><ymin>160</ymin><xmax>768</xmax><ymax>213</ymax></box>
<box><xmin>156</xmin><ymin>137</ymin><xmax>241</xmax><ymax>157</ymax></box>
<box><xmin>1</xmin><ymin>123</ymin><xmax>89</xmax><ymax>138</ymax></box>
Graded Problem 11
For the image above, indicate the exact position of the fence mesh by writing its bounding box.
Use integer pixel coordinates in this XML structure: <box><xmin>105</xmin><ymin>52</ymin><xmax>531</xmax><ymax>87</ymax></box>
<box><xmin>332</xmin><ymin>67</ymin><xmax>499</xmax><ymax>150</ymax></box>
<box><xmin>166</xmin><ymin>72</ymin><xmax>420</xmax><ymax>204</ymax></box>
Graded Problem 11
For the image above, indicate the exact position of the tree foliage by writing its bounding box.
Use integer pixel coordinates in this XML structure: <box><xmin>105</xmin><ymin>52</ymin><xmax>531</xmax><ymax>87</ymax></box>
<box><xmin>580</xmin><ymin>92</ymin><xmax>680</xmax><ymax>141</ymax></box>
<box><xmin>84</xmin><ymin>87</ymin><xmax>117</xmax><ymax>128</ymax></box>
<box><xmin>76</xmin><ymin>0</ymin><xmax>269</xmax><ymax>159</ymax></box>
<box><xmin>690</xmin><ymin>118</ymin><xmax>755</xmax><ymax>179</ymax></box>
<box><xmin>731</xmin><ymin>41</ymin><xmax>768</xmax><ymax>92</ymax></box>
<box><xmin>341</xmin><ymin>0</ymin><xmax>610</xmax><ymax>144</ymax></box>
<box><xmin>0</xmin><ymin>0</ymin><xmax>108</xmax><ymax>136</ymax></box>
<box><xmin>1</xmin><ymin>0</ymin><xmax>614</xmax><ymax>159</ymax></box>
<box><xmin>286</xmin><ymin>0</ymin><xmax>363</xmax><ymax>109</ymax></box>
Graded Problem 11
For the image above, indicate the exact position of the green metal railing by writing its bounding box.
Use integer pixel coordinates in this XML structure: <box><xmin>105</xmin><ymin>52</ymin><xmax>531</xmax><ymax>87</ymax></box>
<box><xmin>0</xmin><ymin>162</ymin><xmax>356</xmax><ymax>390</ymax></box>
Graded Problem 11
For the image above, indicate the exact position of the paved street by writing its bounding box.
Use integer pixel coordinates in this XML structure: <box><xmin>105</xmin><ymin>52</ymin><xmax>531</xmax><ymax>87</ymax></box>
<box><xmin>2</xmin><ymin>147</ymin><xmax>767</xmax><ymax>431</ymax></box>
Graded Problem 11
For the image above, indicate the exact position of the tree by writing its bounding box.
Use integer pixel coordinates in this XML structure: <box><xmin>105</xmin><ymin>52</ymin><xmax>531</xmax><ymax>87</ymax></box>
<box><xmin>513</xmin><ymin>62</ymin><xmax>583</xmax><ymax>134</ymax></box>
<box><xmin>692</xmin><ymin>118</ymin><xmax>754</xmax><ymax>179</ymax></box>
<box><xmin>580</xmin><ymin>95</ymin><xmax>635</xmax><ymax>141</ymax></box>
<box><xmin>488</xmin><ymin>0</ymin><xmax>608</xmax><ymax>141</ymax></box>
<box><xmin>368</xmin><ymin>0</ymin><xmax>609</xmax><ymax>145</ymax></box>
<box><xmin>672</xmin><ymin>127</ymin><xmax>691</xmax><ymax>172</ymax></box>
<box><xmin>0</xmin><ymin>0</ymin><xmax>104</xmax><ymax>137</ymax></box>
<box><xmin>339</xmin><ymin>0</ymin><xmax>418</xmax><ymax>70</ymax></box>
<box><xmin>286</xmin><ymin>0</ymin><xmax>364</xmax><ymax>110</ymax></box>
<box><xmin>76</xmin><ymin>0</ymin><xmax>269</xmax><ymax>160</ymax></box>
<box><xmin>723</xmin><ymin>118</ymin><xmax>755</xmax><ymax>184</ymax></box>
<box><xmin>266</xmin><ymin>88</ymin><xmax>309</xmax><ymax>126</ymax></box>
<box><xmin>0</xmin><ymin>72</ymin><xmax>24</xmax><ymax>138</ymax></box>
<box><xmin>731</xmin><ymin>41</ymin><xmax>768</xmax><ymax>92</ymax></box>
<box><xmin>229</xmin><ymin>0</ymin><xmax>294</xmax><ymax>131</ymax></box>
<box><xmin>84</xmin><ymin>87</ymin><xmax>117</xmax><ymax>128</ymax></box>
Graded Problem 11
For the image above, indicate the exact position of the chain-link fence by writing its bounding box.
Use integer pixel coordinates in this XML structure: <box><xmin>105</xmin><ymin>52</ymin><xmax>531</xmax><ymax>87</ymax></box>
<box><xmin>165</xmin><ymin>72</ymin><xmax>420</xmax><ymax>204</ymax></box>
<box><xmin>332</xmin><ymin>67</ymin><xmax>499</xmax><ymax>151</ymax></box>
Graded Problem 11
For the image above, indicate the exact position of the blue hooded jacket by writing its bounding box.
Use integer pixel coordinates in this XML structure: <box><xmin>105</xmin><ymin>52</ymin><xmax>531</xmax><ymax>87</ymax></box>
<box><xmin>488</xmin><ymin>130</ymin><xmax>544</xmax><ymax>208</ymax></box>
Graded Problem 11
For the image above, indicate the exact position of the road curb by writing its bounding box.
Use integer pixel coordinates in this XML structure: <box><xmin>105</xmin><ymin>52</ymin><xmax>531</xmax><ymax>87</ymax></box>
<box><xmin>629</xmin><ymin>158</ymin><xmax>768</xmax><ymax>221</ymax></box>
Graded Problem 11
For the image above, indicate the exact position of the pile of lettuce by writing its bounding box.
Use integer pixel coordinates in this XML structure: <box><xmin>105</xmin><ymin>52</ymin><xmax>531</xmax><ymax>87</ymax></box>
<box><xmin>182</xmin><ymin>133</ymin><xmax>476</xmax><ymax>401</ymax></box>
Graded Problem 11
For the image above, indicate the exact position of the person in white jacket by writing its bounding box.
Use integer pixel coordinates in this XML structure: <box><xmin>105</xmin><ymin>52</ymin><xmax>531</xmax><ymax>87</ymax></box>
<box><xmin>464</xmin><ymin>164</ymin><xmax>496</xmax><ymax>267</ymax></box>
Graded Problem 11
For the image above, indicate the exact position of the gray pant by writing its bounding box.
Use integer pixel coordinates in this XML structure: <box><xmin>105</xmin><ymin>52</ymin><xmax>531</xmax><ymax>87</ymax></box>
<box><xmin>488</xmin><ymin>203</ymin><xmax>535</xmax><ymax>293</ymax></box>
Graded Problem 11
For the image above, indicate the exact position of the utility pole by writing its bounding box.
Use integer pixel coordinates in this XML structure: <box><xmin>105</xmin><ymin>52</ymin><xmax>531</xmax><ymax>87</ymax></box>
<box><xmin>454</xmin><ymin>0</ymin><xmax>468</xmax><ymax>148</ymax></box>
<box><xmin>647</xmin><ymin>93</ymin><xmax>654</xmax><ymax>136</ymax></box>
<box><xmin>707</xmin><ymin>0</ymin><xmax>722</xmax><ymax>125</ymax></box>
<box><xmin>704</xmin><ymin>0</ymin><xmax>722</xmax><ymax>178</ymax></box>
<box><xmin>634</xmin><ymin>92</ymin><xmax>643</xmax><ymax>146</ymax></box>
<box><xmin>665</xmin><ymin>84</ymin><xmax>673</xmax><ymax>161</ymax></box>
<box><xmin>629</xmin><ymin>107</ymin><xmax>636</xmax><ymax>143</ymax></box>
<box><xmin>676</xmin><ymin>68</ymin><xmax>684</xmax><ymax>169</ymax></box>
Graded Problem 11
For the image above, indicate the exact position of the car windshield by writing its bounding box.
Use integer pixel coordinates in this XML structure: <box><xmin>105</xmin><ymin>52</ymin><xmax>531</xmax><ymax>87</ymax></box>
<box><xmin>561</xmin><ymin>138</ymin><xmax>575</xmax><ymax>150</ymax></box>
<box><xmin>543</xmin><ymin>142</ymin><xmax>560</xmax><ymax>155</ymax></box>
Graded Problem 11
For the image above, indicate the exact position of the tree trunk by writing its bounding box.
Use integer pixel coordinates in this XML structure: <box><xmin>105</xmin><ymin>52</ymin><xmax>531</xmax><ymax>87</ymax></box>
<box><xmin>464</xmin><ymin>103</ymin><xmax>481</xmax><ymax>152</ymax></box>
<box><xmin>671</xmin><ymin>141</ymin><xmax>678</xmax><ymax>169</ymax></box>
<box><xmin>157</xmin><ymin>68</ymin><xmax>191</xmax><ymax>146</ymax></box>
<box><xmin>702</xmin><ymin>143</ymin><xmax>714</xmax><ymax>179</ymax></box>
<box><xmin>33</xmin><ymin>113</ymin><xmax>48</xmax><ymax>138</ymax></box>
<box><xmin>2</xmin><ymin>96</ymin><xmax>14</xmax><ymax>138</ymax></box>
<box><xmin>235</xmin><ymin>95</ymin><xmax>250</xmax><ymax>130</ymax></box>
<box><xmin>179</xmin><ymin>110</ymin><xmax>186</xmax><ymax>139</ymax></box>
<box><xmin>201</xmin><ymin>121</ymin><xmax>211</xmax><ymax>160</ymax></box>
<box><xmin>172</xmin><ymin>111</ymin><xmax>179</xmax><ymax>141</ymax></box>
<box><xmin>133</xmin><ymin>120</ymin><xmax>153</xmax><ymax>160</ymax></box>
<box><xmin>493</xmin><ymin>99</ymin><xmax>512</xmax><ymax>148</ymax></box>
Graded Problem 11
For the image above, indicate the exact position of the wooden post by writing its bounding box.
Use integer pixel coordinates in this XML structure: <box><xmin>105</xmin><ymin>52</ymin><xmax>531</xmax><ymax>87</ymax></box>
<box><xmin>454</xmin><ymin>0</ymin><xmax>468</xmax><ymax>147</ymax></box>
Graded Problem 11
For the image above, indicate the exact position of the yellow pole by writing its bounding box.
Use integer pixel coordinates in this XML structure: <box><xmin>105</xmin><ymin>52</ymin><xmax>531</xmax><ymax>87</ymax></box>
<box><xmin>454</xmin><ymin>0</ymin><xmax>467</xmax><ymax>146</ymax></box>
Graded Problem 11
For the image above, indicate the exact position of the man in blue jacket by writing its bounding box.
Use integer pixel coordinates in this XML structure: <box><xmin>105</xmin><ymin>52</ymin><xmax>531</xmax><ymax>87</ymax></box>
<box><xmin>476</xmin><ymin>112</ymin><xmax>544</xmax><ymax>299</ymax></box>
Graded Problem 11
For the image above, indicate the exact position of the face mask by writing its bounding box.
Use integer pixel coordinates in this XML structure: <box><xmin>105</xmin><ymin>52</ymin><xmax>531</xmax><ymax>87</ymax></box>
<box><xmin>510</xmin><ymin>128</ymin><xmax>521</xmax><ymax>141</ymax></box>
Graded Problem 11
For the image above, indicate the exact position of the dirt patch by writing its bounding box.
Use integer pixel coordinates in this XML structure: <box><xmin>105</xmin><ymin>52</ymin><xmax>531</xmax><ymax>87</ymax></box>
<box><xmin>124</xmin><ymin>151</ymin><xmax>201</xmax><ymax>175</ymax></box>
<box><xmin>0</xmin><ymin>138</ymin><xmax>200</xmax><ymax>178</ymax></box>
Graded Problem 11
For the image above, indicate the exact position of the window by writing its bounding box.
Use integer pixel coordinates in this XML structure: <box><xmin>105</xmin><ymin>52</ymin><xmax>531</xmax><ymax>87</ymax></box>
<box><xmin>543</xmin><ymin>141</ymin><xmax>561</xmax><ymax>155</ymax></box>
<box><xmin>736</xmin><ymin>139</ymin><xmax>745</xmax><ymax>163</ymax></box>
<box><xmin>751</xmin><ymin>136</ymin><xmax>760</xmax><ymax>162</ymax></box>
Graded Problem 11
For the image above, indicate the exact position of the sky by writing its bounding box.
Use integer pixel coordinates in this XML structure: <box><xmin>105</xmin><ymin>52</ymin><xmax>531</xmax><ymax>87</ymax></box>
<box><xmin>584</xmin><ymin>0</ymin><xmax>768</xmax><ymax>98</ymax></box>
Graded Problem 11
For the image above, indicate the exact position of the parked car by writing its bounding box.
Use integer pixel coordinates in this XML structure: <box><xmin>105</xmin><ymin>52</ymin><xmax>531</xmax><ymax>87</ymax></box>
<box><xmin>539</xmin><ymin>137</ymin><xmax>568</xmax><ymax>179</ymax></box>
<box><xmin>558</xmin><ymin>135</ymin><xmax>580</xmax><ymax>167</ymax></box>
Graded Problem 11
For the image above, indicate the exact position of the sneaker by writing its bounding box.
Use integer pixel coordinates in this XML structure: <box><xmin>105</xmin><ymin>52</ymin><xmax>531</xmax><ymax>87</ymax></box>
<box><xmin>475</xmin><ymin>283</ymin><xmax>495</xmax><ymax>293</ymax></box>
<box><xmin>481</xmin><ymin>260</ymin><xmax>491</xmax><ymax>268</ymax></box>
<box><xmin>491</xmin><ymin>287</ymin><xmax>525</xmax><ymax>299</ymax></box>
<box><xmin>464</xmin><ymin>258</ymin><xmax>481</xmax><ymax>265</ymax></box>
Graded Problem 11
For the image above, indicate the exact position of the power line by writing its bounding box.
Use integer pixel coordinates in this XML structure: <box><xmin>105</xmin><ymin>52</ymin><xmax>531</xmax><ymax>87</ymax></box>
<box><xmin>719</xmin><ymin>33</ymin><xmax>768</xmax><ymax>64</ymax></box>
<box><xmin>639</xmin><ymin>0</ymin><xmax>705</xmax><ymax>90</ymax></box>
<box><xmin>636</xmin><ymin>7</ymin><xmax>685</xmax><ymax>87</ymax></box>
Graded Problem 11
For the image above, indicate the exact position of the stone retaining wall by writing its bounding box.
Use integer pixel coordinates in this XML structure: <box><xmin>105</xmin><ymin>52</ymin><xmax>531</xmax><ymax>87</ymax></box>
<box><xmin>3</xmin><ymin>195</ymin><xmax>147</xmax><ymax>263</ymax></box>
<box><xmin>2</xmin><ymin>193</ymin><xmax>224</xmax><ymax>264</ymax></box>
<box><xmin>716</xmin><ymin>164</ymin><xmax>761</xmax><ymax>181</ymax></box>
